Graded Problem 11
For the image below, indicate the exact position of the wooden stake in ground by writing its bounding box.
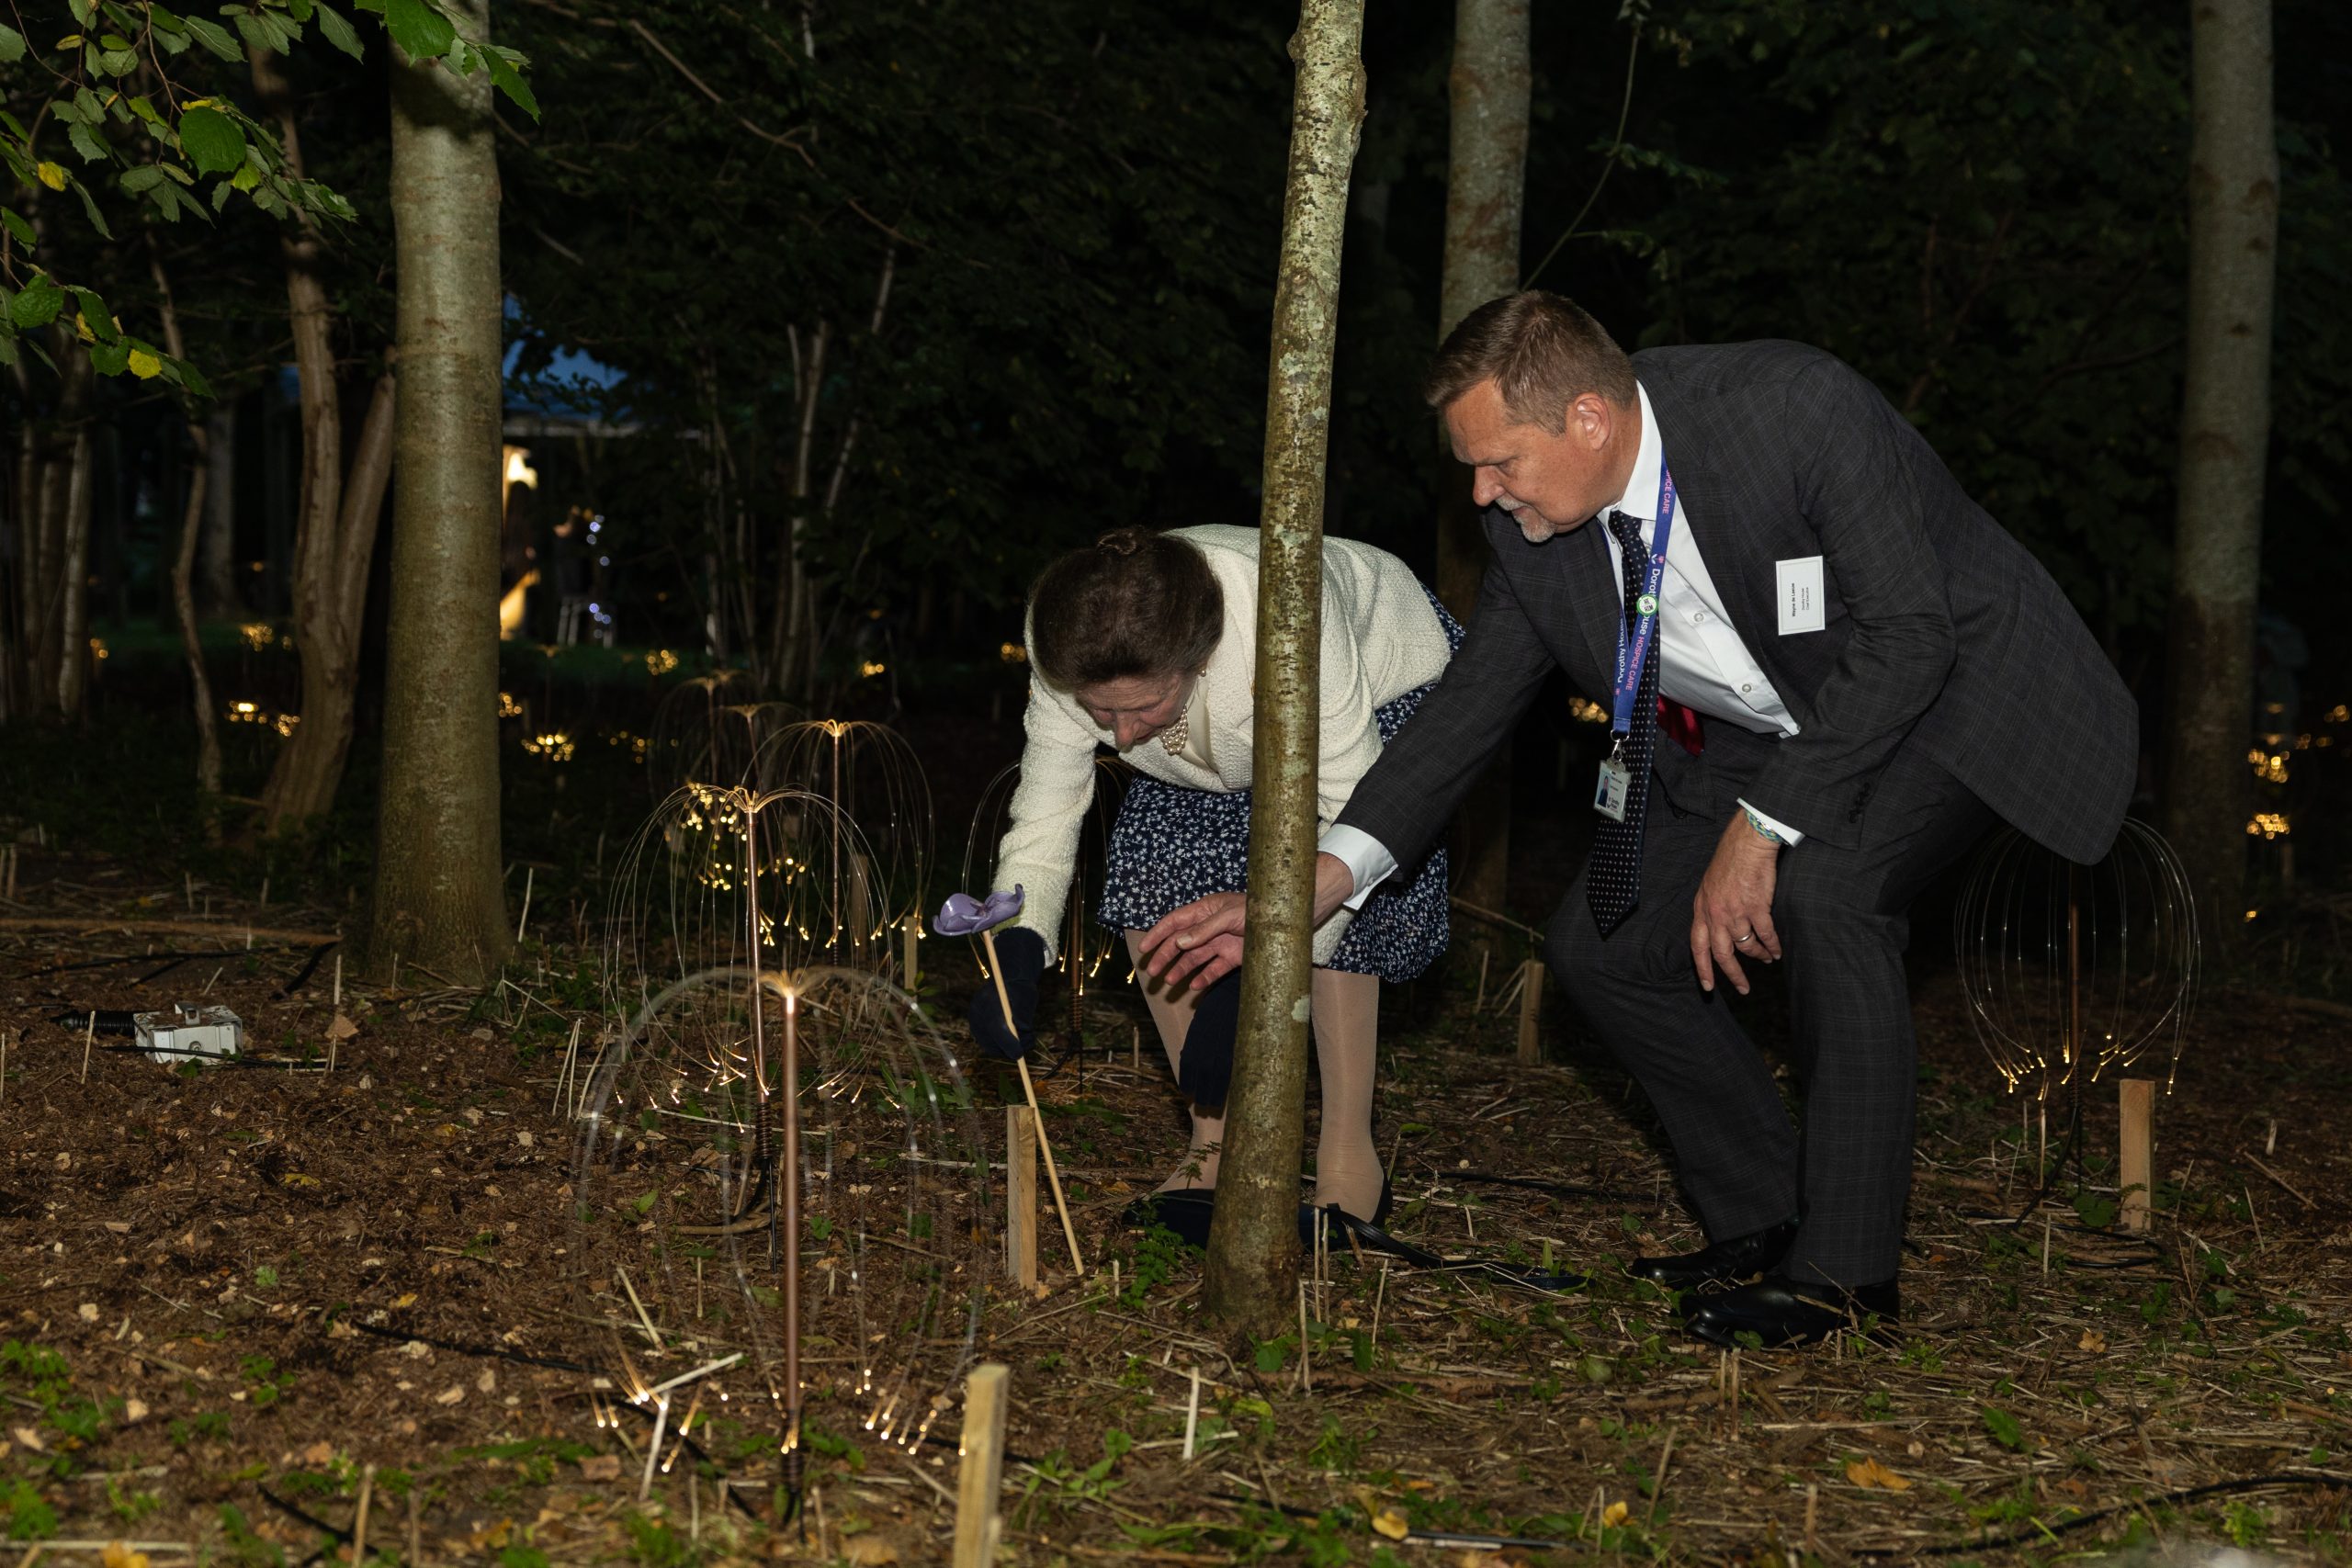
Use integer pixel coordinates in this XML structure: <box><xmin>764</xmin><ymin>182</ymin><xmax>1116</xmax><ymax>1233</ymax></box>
<box><xmin>902</xmin><ymin>918</ymin><xmax>920</xmax><ymax>990</ymax></box>
<box><xmin>2120</xmin><ymin>1077</ymin><xmax>2155</xmax><ymax>1232</ymax></box>
<box><xmin>1516</xmin><ymin>958</ymin><xmax>1544</xmax><ymax>1066</ymax></box>
<box><xmin>980</xmin><ymin>927</ymin><xmax>1085</xmax><ymax>1275</ymax></box>
<box><xmin>951</xmin><ymin>1363</ymin><xmax>1011</xmax><ymax>1568</ymax></box>
<box><xmin>1005</xmin><ymin>1105</ymin><xmax>1039</xmax><ymax>1291</ymax></box>
<box><xmin>81</xmin><ymin>1009</ymin><xmax>95</xmax><ymax>1084</ymax></box>
<box><xmin>352</xmin><ymin>1462</ymin><xmax>377</xmax><ymax>1562</ymax></box>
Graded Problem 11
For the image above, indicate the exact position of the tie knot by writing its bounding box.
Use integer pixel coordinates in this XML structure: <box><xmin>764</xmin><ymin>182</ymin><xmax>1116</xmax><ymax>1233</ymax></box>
<box><xmin>1605</xmin><ymin>509</ymin><xmax>1645</xmax><ymax>551</ymax></box>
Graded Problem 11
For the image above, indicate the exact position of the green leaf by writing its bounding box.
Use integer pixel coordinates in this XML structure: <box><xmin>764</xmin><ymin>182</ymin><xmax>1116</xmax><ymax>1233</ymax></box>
<box><xmin>313</xmin><ymin>3</ymin><xmax>362</xmax><ymax>60</ymax></box>
<box><xmin>70</xmin><ymin>168</ymin><xmax>112</xmax><ymax>239</ymax></box>
<box><xmin>96</xmin><ymin>45</ymin><xmax>136</xmax><ymax>74</ymax></box>
<box><xmin>171</xmin><ymin>356</ymin><xmax>214</xmax><ymax>400</ymax></box>
<box><xmin>10</xmin><ymin>274</ymin><xmax>62</xmax><ymax>328</ymax></box>
<box><xmin>0</xmin><ymin>207</ymin><xmax>34</xmax><ymax>248</ymax></box>
<box><xmin>0</xmin><ymin>330</ymin><xmax>17</xmax><ymax>368</ymax></box>
<box><xmin>232</xmin><ymin>11</ymin><xmax>294</xmax><ymax>57</ymax></box>
<box><xmin>382</xmin><ymin>0</ymin><xmax>456</xmax><ymax>61</ymax></box>
<box><xmin>485</xmin><ymin>47</ymin><xmax>537</xmax><ymax>118</ymax></box>
<box><xmin>72</xmin><ymin>288</ymin><xmax>115</xmax><ymax>341</ymax></box>
<box><xmin>0</xmin><ymin>24</ymin><xmax>24</xmax><ymax>62</ymax></box>
<box><xmin>181</xmin><ymin>15</ymin><xmax>242</xmax><ymax>61</ymax></box>
<box><xmin>287</xmin><ymin>0</ymin><xmax>315</xmax><ymax>19</ymax></box>
<box><xmin>118</xmin><ymin>164</ymin><xmax>166</xmax><ymax>193</ymax></box>
<box><xmin>67</xmin><ymin>120</ymin><xmax>108</xmax><ymax>164</ymax></box>
<box><xmin>88</xmin><ymin>336</ymin><xmax>130</xmax><ymax>376</ymax></box>
<box><xmin>1979</xmin><ymin>1404</ymin><xmax>2028</xmax><ymax>1453</ymax></box>
<box><xmin>178</xmin><ymin>106</ymin><xmax>246</xmax><ymax>175</ymax></box>
<box><xmin>148</xmin><ymin>5</ymin><xmax>187</xmax><ymax>30</ymax></box>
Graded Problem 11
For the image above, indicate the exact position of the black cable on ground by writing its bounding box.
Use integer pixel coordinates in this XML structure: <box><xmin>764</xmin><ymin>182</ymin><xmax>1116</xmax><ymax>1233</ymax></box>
<box><xmin>1446</xmin><ymin>1169</ymin><xmax>1654</xmax><ymax>1203</ymax></box>
<box><xmin>273</xmin><ymin>939</ymin><xmax>339</xmax><ymax>998</ymax></box>
<box><xmin>1882</xmin><ymin>1471</ymin><xmax>2352</xmax><ymax>1558</ymax></box>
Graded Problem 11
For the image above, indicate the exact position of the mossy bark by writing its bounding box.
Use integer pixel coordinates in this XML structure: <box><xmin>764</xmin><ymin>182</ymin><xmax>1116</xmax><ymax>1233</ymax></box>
<box><xmin>367</xmin><ymin>0</ymin><xmax>512</xmax><ymax>984</ymax></box>
<box><xmin>1433</xmin><ymin>0</ymin><xmax>1532</xmax><ymax>919</ymax></box>
<box><xmin>2162</xmin><ymin>0</ymin><xmax>2276</xmax><ymax>933</ymax></box>
<box><xmin>1200</xmin><ymin>0</ymin><xmax>1366</xmax><ymax>1338</ymax></box>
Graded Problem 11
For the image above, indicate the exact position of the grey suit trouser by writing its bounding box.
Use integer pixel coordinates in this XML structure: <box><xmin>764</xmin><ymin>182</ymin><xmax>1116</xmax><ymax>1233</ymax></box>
<box><xmin>1544</xmin><ymin>726</ymin><xmax>1993</xmax><ymax>1286</ymax></box>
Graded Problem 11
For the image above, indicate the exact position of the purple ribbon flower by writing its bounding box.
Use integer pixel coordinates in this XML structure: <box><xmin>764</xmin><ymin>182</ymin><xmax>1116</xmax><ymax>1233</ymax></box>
<box><xmin>934</xmin><ymin>886</ymin><xmax>1024</xmax><ymax>937</ymax></box>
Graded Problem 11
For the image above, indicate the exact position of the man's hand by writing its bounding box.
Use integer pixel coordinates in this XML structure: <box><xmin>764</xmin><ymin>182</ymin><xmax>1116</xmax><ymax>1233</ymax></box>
<box><xmin>1691</xmin><ymin>812</ymin><xmax>1784</xmax><ymax>996</ymax></box>
<box><xmin>1136</xmin><ymin>852</ymin><xmax>1358</xmax><ymax>990</ymax></box>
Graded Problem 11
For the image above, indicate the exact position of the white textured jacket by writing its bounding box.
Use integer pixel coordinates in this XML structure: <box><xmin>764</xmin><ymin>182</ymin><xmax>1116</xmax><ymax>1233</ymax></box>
<box><xmin>994</xmin><ymin>525</ymin><xmax>1451</xmax><ymax>964</ymax></box>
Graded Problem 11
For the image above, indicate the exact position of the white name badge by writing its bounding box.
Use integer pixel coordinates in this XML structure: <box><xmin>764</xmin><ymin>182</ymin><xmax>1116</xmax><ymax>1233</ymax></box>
<box><xmin>1593</xmin><ymin>756</ymin><xmax>1632</xmax><ymax>822</ymax></box>
<box><xmin>1777</xmin><ymin>555</ymin><xmax>1826</xmax><ymax>635</ymax></box>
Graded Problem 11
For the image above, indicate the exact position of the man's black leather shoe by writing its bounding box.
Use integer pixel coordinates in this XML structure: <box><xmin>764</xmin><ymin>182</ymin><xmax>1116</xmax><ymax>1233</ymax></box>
<box><xmin>1685</xmin><ymin>1276</ymin><xmax>1900</xmax><ymax>1348</ymax></box>
<box><xmin>1626</xmin><ymin>1218</ymin><xmax>1800</xmax><ymax>1291</ymax></box>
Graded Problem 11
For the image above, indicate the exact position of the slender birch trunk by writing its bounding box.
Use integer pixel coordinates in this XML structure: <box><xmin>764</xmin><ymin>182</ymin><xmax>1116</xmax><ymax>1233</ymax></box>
<box><xmin>1200</xmin><ymin>0</ymin><xmax>1366</xmax><ymax>1337</ymax></box>
<box><xmin>2162</xmin><ymin>0</ymin><xmax>2276</xmax><ymax>930</ymax></box>
<box><xmin>253</xmin><ymin>47</ymin><xmax>400</xmax><ymax>834</ymax></box>
<box><xmin>368</xmin><ymin>0</ymin><xmax>511</xmax><ymax>983</ymax></box>
<box><xmin>148</xmin><ymin>243</ymin><xmax>225</xmax><ymax>806</ymax></box>
<box><xmin>1433</xmin><ymin>0</ymin><xmax>1530</xmax><ymax>919</ymax></box>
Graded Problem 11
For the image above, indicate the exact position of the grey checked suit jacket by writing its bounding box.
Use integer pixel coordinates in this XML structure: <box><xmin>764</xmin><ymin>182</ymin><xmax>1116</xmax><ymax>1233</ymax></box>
<box><xmin>1338</xmin><ymin>340</ymin><xmax>2137</xmax><ymax>871</ymax></box>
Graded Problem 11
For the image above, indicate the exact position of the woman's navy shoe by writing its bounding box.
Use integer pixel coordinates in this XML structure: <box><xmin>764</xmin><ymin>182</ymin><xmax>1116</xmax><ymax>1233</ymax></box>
<box><xmin>1120</xmin><ymin>1189</ymin><xmax>1216</xmax><ymax>1249</ymax></box>
<box><xmin>1299</xmin><ymin>1173</ymin><xmax>1393</xmax><ymax>1245</ymax></box>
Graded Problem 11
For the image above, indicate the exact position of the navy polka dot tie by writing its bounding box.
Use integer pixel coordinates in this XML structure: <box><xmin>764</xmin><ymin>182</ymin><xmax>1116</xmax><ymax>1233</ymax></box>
<box><xmin>1588</xmin><ymin>509</ymin><xmax>1658</xmax><ymax>937</ymax></box>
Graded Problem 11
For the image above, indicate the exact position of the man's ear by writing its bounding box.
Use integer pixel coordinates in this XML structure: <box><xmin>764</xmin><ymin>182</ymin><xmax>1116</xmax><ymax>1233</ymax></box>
<box><xmin>1567</xmin><ymin>391</ymin><xmax>1615</xmax><ymax>452</ymax></box>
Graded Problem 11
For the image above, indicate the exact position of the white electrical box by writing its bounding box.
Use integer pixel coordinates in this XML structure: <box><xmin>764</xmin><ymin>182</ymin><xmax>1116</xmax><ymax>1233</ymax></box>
<box><xmin>133</xmin><ymin>1003</ymin><xmax>243</xmax><ymax>1066</ymax></box>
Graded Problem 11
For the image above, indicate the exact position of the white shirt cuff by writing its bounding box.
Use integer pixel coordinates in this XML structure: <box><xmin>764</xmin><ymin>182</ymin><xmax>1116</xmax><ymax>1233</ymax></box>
<box><xmin>1317</xmin><ymin>824</ymin><xmax>1397</xmax><ymax>911</ymax></box>
<box><xmin>1736</xmin><ymin>798</ymin><xmax>1805</xmax><ymax>848</ymax></box>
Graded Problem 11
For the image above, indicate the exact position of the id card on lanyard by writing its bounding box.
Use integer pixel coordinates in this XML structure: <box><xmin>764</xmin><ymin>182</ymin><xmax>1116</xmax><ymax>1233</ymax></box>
<box><xmin>1594</xmin><ymin>467</ymin><xmax>1679</xmax><ymax>822</ymax></box>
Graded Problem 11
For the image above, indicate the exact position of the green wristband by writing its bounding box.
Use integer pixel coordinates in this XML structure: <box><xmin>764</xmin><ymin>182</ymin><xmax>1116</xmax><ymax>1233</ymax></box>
<box><xmin>1742</xmin><ymin>806</ymin><xmax>1788</xmax><ymax>845</ymax></box>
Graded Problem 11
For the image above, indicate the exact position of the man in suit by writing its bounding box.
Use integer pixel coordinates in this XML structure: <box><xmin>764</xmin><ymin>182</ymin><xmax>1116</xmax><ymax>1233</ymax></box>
<box><xmin>1141</xmin><ymin>291</ymin><xmax>2136</xmax><ymax>1346</ymax></box>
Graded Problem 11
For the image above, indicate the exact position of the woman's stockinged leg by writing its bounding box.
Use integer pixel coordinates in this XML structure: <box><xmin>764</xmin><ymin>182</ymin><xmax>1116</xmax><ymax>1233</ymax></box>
<box><xmin>1125</xmin><ymin>931</ymin><xmax>1223</xmax><ymax>1192</ymax></box>
<box><xmin>1310</xmin><ymin>966</ymin><xmax>1383</xmax><ymax>1220</ymax></box>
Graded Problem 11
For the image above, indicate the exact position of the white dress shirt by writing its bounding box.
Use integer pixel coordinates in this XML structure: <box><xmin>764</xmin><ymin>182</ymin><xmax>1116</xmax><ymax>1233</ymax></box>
<box><xmin>1323</xmin><ymin>378</ymin><xmax>1804</xmax><ymax>909</ymax></box>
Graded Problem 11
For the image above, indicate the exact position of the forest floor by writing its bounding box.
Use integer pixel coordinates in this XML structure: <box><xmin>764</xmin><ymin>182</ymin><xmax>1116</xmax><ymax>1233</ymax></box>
<box><xmin>3</xmin><ymin>842</ymin><xmax>2351</xmax><ymax>1568</ymax></box>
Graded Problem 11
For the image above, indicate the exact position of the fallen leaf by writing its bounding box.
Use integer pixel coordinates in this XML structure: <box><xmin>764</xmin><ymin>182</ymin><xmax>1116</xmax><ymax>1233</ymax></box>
<box><xmin>841</xmin><ymin>1535</ymin><xmax>899</xmax><ymax>1566</ymax></box>
<box><xmin>101</xmin><ymin>1543</ymin><xmax>151</xmax><ymax>1568</ymax></box>
<box><xmin>78</xmin><ymin>1303</ymin><xmax>99</xmax><ymax>1322</ymax></box>
<box><xmin>280</xmin><ymin>1173</ymin><xmax>320</xmax><ymax>1188</ymax></box>
<box><xmin>302</xmin><ymin>1441</ymin><xmax>336</xmax><ymax>1464</ymax></box>
<box><xmin>578</xmin><ymin>1453</ymin><xmax>622</xmax><ymax>1482</ymax></box>
<box><xmin>392</xmin><ymin>1293</ymin><xmax>419</xmax><ymax>1310</ymax></box>
<box><xmin>1600</xmin><ymin>1500</ymin><xmax>1629</xmax><ymax>1529</ymax></box>
<box><xmin>104</xmin><ymin>1221</ymin><xmax>130</xmax><ymax>1234</ymax></box>
<box><xmin>327</xmin><ymin>1012</ymin><xmax>359</xmax><ymax>1041</ymax></box>
<box><xmin>123</xmin><ymin>1399</ymin><xmax>149</xmax><ymax>1424</ymax></box>
<box><xmin>2078</xmin><ymin>1328</ymin><xmax>2108</xmax><ymax>1352</ymax></box>
<box><xmin>12</xmin><ymin>1427</ymin><xmax>45</xmax><ymax>1452</ymax></box>
<box><xmin>1846</xmin><ymin>1456</ymin><xmax>1912</xmax><ymax>1491</ymax></box>
<box><xmin>475</xmin><ymin>1368</ymin><xmax>497</xmax><ymax>1393</ymax></box>
<box><xmin>434</xmin><ymin>1384</ymin><xmax>465</xmax><ymax>1405</ymax></box>
<box><xmin>1372</xmin><ymin>1509</ymin><xmax>1411</xmax><ymax>1541</ymax></box>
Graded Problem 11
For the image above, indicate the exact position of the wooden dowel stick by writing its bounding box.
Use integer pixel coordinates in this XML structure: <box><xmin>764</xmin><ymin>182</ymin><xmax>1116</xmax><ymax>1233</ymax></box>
<box><xmin>981</xmin><ymin>927</ymin><xmax>1084</xmax><ymax>1274</ymax></box>
<box><xmin>952</xmin><ymin>1364</ymin><xmax>1011</xmax><ymax>1568</ymax></box>
<box><xmin>352</xmin><ymin>1462</ymin><xmax>376</xmax><ymax>1562</ymax></box>
<box><xmin>1516</xmin><ymin>959</ymin><xmax>1545</xmax><ymax>1066</ymax></box>
<box><xmin>516</xmin><ymin>866</ymin><xmax>534</xmax><ymax>944</ymax></box>
<box><xmin>1182</xmin><ymin>1368</ymin><xmax>1201</xmax><ymax>1461</ymax></box>
<box><xmin>1005</xmin><ymin>1106</ymin><xmax>1038</xmax><ymax>1291</ymax></box>
<box><xmin>903</xmin><ymin>919</ymin><xmax>920</xmax><ymax>989</ymax></box>
<box><xmin>2120</xmin><ymin>1077</ymin><xmax>2154</xmax><ymax>1233</ymax></box>
<box><xmin>82</xmin><ymin>1010</ymin><xmax>95</xmax><ymax>1084</ymax></box>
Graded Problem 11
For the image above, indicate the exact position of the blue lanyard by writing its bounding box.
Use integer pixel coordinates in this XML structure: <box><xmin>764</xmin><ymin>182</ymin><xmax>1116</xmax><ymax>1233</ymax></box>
<box><xmin>1609</xmin><ymin>466</ymin><xmax>1678</xmax><ymax>739</ymax></box>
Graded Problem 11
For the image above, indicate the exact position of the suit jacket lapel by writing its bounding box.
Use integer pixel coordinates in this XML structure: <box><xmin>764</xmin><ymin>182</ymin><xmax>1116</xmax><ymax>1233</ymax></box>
<box><xmin>1648</xmin><ymin>378</ymin><xmax>1781</xmax><ymax>671</ymax></box>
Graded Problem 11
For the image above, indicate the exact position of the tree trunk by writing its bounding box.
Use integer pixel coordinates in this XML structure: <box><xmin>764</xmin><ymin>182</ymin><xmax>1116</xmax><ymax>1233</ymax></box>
<box><xmin>1200</xmin><ymin>0</ymin><xmax>1366</xmax><ymax>1338</ymax></box>
<box><xmin>368</xmin><ymin>0</ymin><xmax>512</xmax><ymax>984</ymax></box>
<box><xmin>202</xmin><ymin>403</ymin><xmax>239</xmax><ymax>617</ymax></box>
<box><xmin>2162</xmin><ymin>0</ymin><xmax>2276</xmax><ymax>931</ymax></box>
<box><xmin>1433</xmin><ymin>0</ymin><xmax>1531</xmax><ymax>920</ymax></box>
<box><xmin>51</xmin><ymin>430</ymin><xmax>93</xmax><ymax>719</ymax></box>
<box><xmin>149</xmin><ymin>242</ymin><xmax>226</xmax><ymax>806</ymax></box>
<box><xmin>254</xmin><ymin>48</ymin><xmax>400</xmax><ymax>836</ymax></box>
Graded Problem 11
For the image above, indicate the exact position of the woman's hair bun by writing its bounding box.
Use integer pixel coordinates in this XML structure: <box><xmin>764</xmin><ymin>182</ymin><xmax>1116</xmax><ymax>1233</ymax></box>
<box><xmin>1094</xmin><ymin>527</ymin><xmax>1147</xmax><ymax>557</ymax></box>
